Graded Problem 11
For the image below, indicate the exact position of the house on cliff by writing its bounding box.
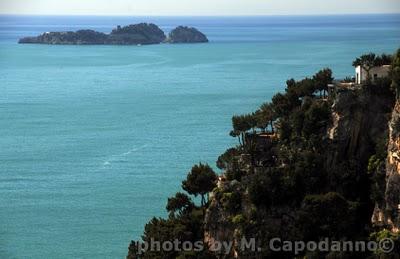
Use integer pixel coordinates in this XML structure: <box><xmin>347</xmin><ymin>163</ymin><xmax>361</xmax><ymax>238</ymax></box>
<box><xmin>328</xmin><ymin>64</ymin><xmax>391</xmax><ymax>96</ymax></box>
<box><xmin>355</xmin><ymin>64</ymin><xmax>390</xmax><ymax>84</ymax></box>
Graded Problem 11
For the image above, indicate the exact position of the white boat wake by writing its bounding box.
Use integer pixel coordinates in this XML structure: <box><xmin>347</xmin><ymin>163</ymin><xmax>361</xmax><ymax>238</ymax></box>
<box><xmin>102</xmin><ymin>144</ymin><xmax>148</xmax><ymax>167</ymax></box>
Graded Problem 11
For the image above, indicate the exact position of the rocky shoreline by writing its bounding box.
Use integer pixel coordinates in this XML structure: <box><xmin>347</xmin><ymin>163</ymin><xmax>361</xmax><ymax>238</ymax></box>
<box><xmin>18</xmin><ymin>23</ymin><xmax>208</xmax><ymax>45</ymax></box>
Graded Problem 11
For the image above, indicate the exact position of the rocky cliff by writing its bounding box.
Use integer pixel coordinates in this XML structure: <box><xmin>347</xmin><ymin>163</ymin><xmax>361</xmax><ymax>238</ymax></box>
<box><xmin>126</xmin><ymin>52</ymin><xmax>400</xmax><ymax>258</ymax></box>
<box><xmin>325</xmin><ymin>87</ymin><xmax>394</xmax><ymax>200</ymax></box>
<box><xmin>372</xmin><ymin>100</ymin><xmax>400</xmax><ymax>232</ymax></box>
<box><xmin>203</xmin><ymin>85</ymin><xmax>397</xmax><ymax>258</ymax></box>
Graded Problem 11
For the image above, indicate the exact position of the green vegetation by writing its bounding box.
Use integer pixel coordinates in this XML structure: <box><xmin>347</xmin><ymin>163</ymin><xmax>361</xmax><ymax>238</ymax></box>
<box><xmin>221</xmin><ymin>191</ymin><xmax>241</xmax><ymax>212</ymax></box>
<box><xmin>128</xmin><ymin>49</ymin><xmax>400</xmax><ymax>258</ymax></box>
<box><xmin>391</xmin><ymin>49</ymin><xmax>400</xmax><ymax>98</ymax></box>
<box><xmin>231</xmin><ymin>214</ymin><xmax>246</xmax><ymax>225</ymax></box>
<box><xmin>128</xmin><ymin>163</ymin><xmax>217</xmax><ymax>259</ymax></box>
<box><xmin>166</xmin><ymin>192</ymin><xmax>194</xmax><ymax>217</ymax></box>
<box><xmin>182</xmin><ymin>163</ymin><xmax>217</xmax><ymax>207</ymax></box>
<box><xmin>313</xmin><ymin>68</ymin><xmax>333</xmax><ymax>98</ymax></box>
<box><xmin>256</xmin><ymin>102</ymin><xmax>276</xmax><ymax>133</ymax></box>
<box><xmin>370</xmin><ymin>229</ymin><xmax>400</xmax><ymax>256</ymax></box>
<box><xmin>297</xmin><ymin>192</ymin><xmax>359</xmax><ymax>239</ymax></box>
<box><xmin>393</xmin><ymin>117</ymin><xmax>400</xmax><ymax>138</ymax></box>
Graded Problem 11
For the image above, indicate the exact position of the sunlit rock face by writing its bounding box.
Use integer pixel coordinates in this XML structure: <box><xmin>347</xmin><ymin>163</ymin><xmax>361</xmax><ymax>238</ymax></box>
<box><xmin>372</xmin><ymin>101</ymin><xmax>400</xmax><ymax>233</ymax></box>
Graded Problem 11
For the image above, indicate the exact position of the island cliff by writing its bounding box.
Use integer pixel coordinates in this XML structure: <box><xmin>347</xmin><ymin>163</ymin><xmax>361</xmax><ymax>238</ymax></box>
<box><xmin>18</xmin><ymin>23</ymin><xmax>208</xmax><ymax>45</ymax></box>
<box><xmin>127</xmin><ymin>49</ymin><xmax>400</xmax><ymax>258</ymax></box>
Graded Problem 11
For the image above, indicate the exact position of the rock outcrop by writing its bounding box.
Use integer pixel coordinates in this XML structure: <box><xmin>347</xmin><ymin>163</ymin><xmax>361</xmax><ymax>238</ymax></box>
<box><xmin>372</xmin><ymin>100</ymin><xmax>400</xmax><ymax>232</ymax></box>
<box><xmin>167</xmin><ymin>26</ymin><xmax>208</xmax><ymax>43</ymax></box>
<box><xmin>325</xmin><ymin>88</ymin><xmax>394</xmax><ymax>180</ymax></box>
<box><xmin>19</xmin><ymin>23</ymin><xmax>209</xmax><ymax>45</ymax></box>
<box><xmin>203</xmin><ymin>86</ymin><xmax>397</xmax><ymax>258</ymax></box>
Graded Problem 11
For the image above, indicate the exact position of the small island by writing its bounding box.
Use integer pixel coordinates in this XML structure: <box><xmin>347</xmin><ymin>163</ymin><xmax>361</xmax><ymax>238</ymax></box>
<box><xmin>18</xmin><ymin>23</ymin><xmax>209</xmax><ymax>45</ymax></box>
<box><xmin>167</xmin><ymin>26</ymin><xmax>209</xmax><ymax>43</ymax></box>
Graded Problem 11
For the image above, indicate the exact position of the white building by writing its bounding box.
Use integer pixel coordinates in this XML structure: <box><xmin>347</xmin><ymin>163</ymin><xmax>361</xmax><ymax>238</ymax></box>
<box><xmin>355</xmin><ymin>65</ymin><xmax>390</xmax><ymax>84</ymax></box>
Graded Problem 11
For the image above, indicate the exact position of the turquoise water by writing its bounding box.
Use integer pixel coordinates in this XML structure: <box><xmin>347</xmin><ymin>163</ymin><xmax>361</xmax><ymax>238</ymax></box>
<box><xmin>0</xmin><ymin>15</ymin><xmax>400</xmax><ymax>258</ymax></box>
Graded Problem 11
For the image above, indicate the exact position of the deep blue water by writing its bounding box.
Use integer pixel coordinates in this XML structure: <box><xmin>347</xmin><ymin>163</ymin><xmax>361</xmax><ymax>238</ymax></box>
<box><xmin>0</xmin><ymin>14</ymin><xmax>399</xmax><ymax>258</ymax></box>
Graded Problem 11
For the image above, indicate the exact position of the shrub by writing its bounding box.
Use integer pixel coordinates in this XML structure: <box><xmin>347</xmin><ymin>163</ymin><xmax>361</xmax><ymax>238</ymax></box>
<box><xmin>368</xmin><ymin>155</ymin><xmax>382</xmax><ymax>174</ymax></box>
<box><xmin>392</xmin><ymin>117</ymin><xmax>400</xmax><ymax>138</ymax></box>
<box><xmin>298</xmin><ymin>192</ymin><xmax>360</xmax><ymax>239</ymax></box>
<box><xmin>248</xmin><ymin>168</ymin><xmax>293</xmax><ymax>207</ymax></box>
<box><xmin>370</xmin><ymin>229</ymin><xmax>400</xmax><ymax>256</ymax></box>
<box><xmin>231</xmin><ymin>214</ymin><xmax>246</xmax><ymax>225</ymax></box>
<box><xmin>221</xmin><ymin>191</ymin><xmax>242</xmax><ymax>213</ymax></box>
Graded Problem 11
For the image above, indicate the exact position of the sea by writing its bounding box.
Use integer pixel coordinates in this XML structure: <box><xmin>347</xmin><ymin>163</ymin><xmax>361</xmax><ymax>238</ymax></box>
<box><xmin>0</xmin><ymin>14</ymin><xmax>399</xmax><ymax>258</ymax></box>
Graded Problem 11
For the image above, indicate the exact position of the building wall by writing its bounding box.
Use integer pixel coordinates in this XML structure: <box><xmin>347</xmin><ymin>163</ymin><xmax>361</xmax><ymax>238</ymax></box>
<box><xmin>356</xmin><ymin>66</ymin><xmax>363</xmax><ymax>84</ymax></box>
<box><xmin>355</xmin><ymin>65</ymin><xmax>390</xmax><ymax>84</ymax></box>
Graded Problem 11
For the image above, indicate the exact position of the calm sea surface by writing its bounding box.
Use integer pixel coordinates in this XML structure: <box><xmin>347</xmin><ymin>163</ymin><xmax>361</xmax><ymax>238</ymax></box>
<box><xmin>0</xmin><ymin>14</ymin><xmax>399</xmax><ymax>258</ymax></box>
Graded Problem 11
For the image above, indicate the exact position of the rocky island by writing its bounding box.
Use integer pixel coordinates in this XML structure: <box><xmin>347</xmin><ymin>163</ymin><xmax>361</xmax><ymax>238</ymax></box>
<box><xmin>167</xmin><ymin>26</ymin><xmax>209</xmax><ymax>43</ymax></box>
<box><xmin>18</xmin><ymin>23</ymin><xmax>208</xmax><ymax>45</ymax></box>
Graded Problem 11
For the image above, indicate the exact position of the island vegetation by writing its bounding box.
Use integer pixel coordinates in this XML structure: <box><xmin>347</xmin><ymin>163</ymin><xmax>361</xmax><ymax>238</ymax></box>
<box><xmin>166</xmin><ymin>26</ymin><xmax>208</xmax><ymax>43</ymax></box>
<box><xmin>18</xmin><ymin>23</ymin><xmax>208</xmax><ymax>45</ymax></box>
<box><xmin>127</xmin><ymin>48</ymin><xmax>400</xmax><ymax>258</ymax></box>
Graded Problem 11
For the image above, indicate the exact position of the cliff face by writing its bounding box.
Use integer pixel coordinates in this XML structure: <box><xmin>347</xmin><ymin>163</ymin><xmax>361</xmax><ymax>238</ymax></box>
<box><xmin>204</xmin><ymin>191</ymin><xmax>235</xmax><ymax>256</ymax></box>
<box><xmin>325</xmin><ymin>88</ymin><xmax>394</xmax><ymax>199</ymax></box>
<box><xmin>203</xmin><ymin>87</ymin><xmax>396</xmax><ymax>257</ymax></box>
<box><xmin>372</xmin><ymin>100</ymin><xmax>400</xmax><ymax>232</ymax></box>
<box><xmin>327</xmin><ymin>88</ymin><xmax>392</xmax><ymax>164</ymax></box>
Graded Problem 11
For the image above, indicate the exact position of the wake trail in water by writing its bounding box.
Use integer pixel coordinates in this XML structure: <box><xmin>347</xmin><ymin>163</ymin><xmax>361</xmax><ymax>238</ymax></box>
<box><xmin>102</xmin><ymin>144</ymin><xmax>148</xmax><ymax>167</ymax></box>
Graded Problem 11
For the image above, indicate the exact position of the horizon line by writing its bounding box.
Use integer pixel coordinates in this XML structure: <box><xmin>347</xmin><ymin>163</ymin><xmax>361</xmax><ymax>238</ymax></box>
<box><xmin>1</xmin><ymin>12</ymin><xmax>400</xmax><ymax>17</ymax></box>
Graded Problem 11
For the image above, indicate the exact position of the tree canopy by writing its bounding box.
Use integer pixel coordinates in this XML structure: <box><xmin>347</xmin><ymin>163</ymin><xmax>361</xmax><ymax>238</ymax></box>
<box><xmin>182</xmin><ymin>163</ymin><xmax>217</xmax><ymax>206</ymax></box>
<box><xmin>166</xmin><ymin>192</ymin><xmax>194</xmax><ymax>217</ymax></box>
<box><xmin>313</xmin><ymin>68</ymin><xmax>333</xmax><ymax>97</ymax></box>
<box><xmin>391</xmin><ymin>49</ymin><xmax>400</xmax><ymax>99</ymax></box>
